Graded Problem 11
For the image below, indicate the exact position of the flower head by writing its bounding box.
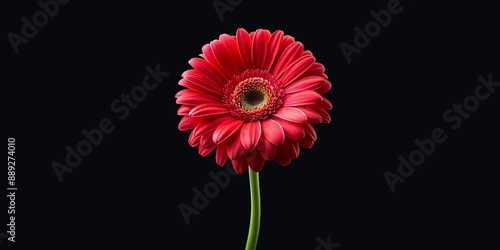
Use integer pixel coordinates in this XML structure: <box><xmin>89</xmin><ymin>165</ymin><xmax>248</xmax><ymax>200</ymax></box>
<box><xmin>176</xmin><ymin>28</ymin><xmax>332</xmax><ymax>174</ymax></box>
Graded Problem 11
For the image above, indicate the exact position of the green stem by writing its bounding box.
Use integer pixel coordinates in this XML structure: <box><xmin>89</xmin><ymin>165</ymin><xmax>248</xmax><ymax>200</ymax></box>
<box><xmin>245</xmin><ymin>167</ymin><xmax>261</xmax><ymax>250</ymax></box>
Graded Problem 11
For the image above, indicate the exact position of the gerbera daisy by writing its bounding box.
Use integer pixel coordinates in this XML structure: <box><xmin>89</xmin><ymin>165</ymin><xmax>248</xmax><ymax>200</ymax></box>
<box><xmin>176</xmin><ymin>28</ymin><xmax>332</xmax><ymax>174</ymax></box>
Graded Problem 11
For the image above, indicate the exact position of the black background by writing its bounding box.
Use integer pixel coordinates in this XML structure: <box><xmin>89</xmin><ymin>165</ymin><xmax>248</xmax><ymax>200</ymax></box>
<box><xmin>2</xmin><ymin>0</ymin><xmax>499</xmax><ymax>249</ymax></box>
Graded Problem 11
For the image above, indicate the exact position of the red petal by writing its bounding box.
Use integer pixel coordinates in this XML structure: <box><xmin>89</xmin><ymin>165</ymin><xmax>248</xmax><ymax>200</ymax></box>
<box><xmin>201</xmin><ymin>134</ymin><xmax>215</xmax><ymax>148</ymax></box>
<box><xmin>261</xmin><ymin>29</ymin><xmax>272</xmax><ymax>39</ymax></box>
<box><xmin>231</xmin><ymin>158</ymin><xmax>248</xmax><ymax>174</ymax></box>
<box><xmin>293</xmin><ymin>107</ymin><xmax>322</xmax><ymax>124</ymax></box>
<box><xmin>175</xmin><ymin>89</ymin><xmax>189</xmax><ymax>98</ymax></box>
<box><xmin>268</xmin><ymin>34</ymin><xmax>295</xmax><ymax>72</ymax></box>
<box><xmin>263</xmin><ymin>30</ymin><xmax>284</xmax><ymax>71</ymax></box>
<box><xmin>212</xmin><ymin>118</ymin><xmax>244</xmax><ymax>144</ymax></box>
<box><xmin>248</xmin><ymin>153</ymin><xmax>265</xmax><ymax>172</ymax></box>
<box><xmin>193</xmin><ymin>115</ymin><xmax>232</xmax><ymax>137</ymax></box>
<box><xmin>321</xmin><ymin>98</ymin><xmax>333</xmax><ymax>110</ymax></box>
<box><xmin>258</xmin><ymin>137</ymin><xmax>277</xmax><ymax>160</ymax></box>
<box><xmin>311</xmin><ymin>97</ymin><xmax>333</xmax><ymax>110</ymax></box>
<box><xmin>177</xmin><ymin>105</ymin><xmax>192</xmax><ymax>116</ymax></box>
<box><xmin>181</xmin><ymin>70</ymin><xmax>223</xmax><ymax>95</ymax></box>
<box><xmin>188</xmin><ymin>130</ymin><xmax>200</xmax><ymax>147</ymax></box>
<box><xmin>211</xmin><ymin>40</ymin><xmax>240</xmax><ymax>78</ymax></box>
<box><xmin>215</xmin><ymin>140</ymin><xmax>229</xmax><ymax>166</ymax></box>
<box><xmin>279</xmin><ymin>138</ymin><xmax>300</xmax><ymax>159</ymax></box>
<box><xmin>314</xmin><ymin>108</ymin><xmax>331</xmax><ymax>123</ymax></box>
<box><xmin>302</xmin><ymin>50</ymin><xmax>313</xmax><ymax>57</ymax></box>
<box><xmin>199</xmin><ymin>145</ymin><xmax>216</xmax><ymax>157</ymax></box>
<box><xmin>188</xmin><ymin>103</ymin><xmax>230</xmax><ymax>117</ymax></box>
<box><xmin>237</xmin><ymin>28</ymin><xmax>253</xmax><ymax>69</ymax></box>
<box><xmin>302</xmin><ymin>62</ymin><xmax>327</xmax><ymax>79</ymax></box>
<box><xmin>276</xmin><ymin>35</ymin><xmax>295</xmax><ymax>54</ymax></box>
<box><xmin>219</xmin><ymin>34</ymin><xmax>246</xmax><ymax>73</ymax></box>
<box><xmin>274</xmin><ymin>150</ymin><xmax>291</xmax><ymax>166</ymax></box>
<box><xmin>285</xmin><ymin>76</ymin><xmax>327</xmax><ymax>94</ymax></box>
<box><xmin>240</xmin><ymin>121</ymin><xmax>262</xmax><ymax>150</ymax></box>
<box><xmin>283</xmin><ymin>90</ymin><xmax>323</xmax><ymax>107</ymax></box>
<box><xmin>280</xmin><ymin>56</ymin><xmax>315</xmax><ymax>87</ymax></box>
<box><xmin>316</xmin><ymin>80</ymin><xmax>332</xmax><ymax>95</ymax></box>
<box><xmin>262</xmin><ymin>119</ymin><xmax>285</xmax><ymax>146</ymax></box>
<box><xmin>251</xmin><ymin>29</ymin><xmax>268</xmax><ymax>69</ymax></box>
<box><xmin>303</xmin><ymin>122</ymin><xmax>318</xmax><ymax>141</ymax></box>
<box><xmin>178</xmin><ymin>79</ymin><xmax>218</xmax><ymax>97</ymax></box>
<box><xmin>272</xmin><ymin>107</ymin><xmax>308</xmax><ymax>123</ymax></box>
<box><xmin>227</xmin><ymin>133</ymin><xmax>246</xmax><ymax>160</ymax></box>
<box><xmin>273</xmin><ymin>42</ymin><xmax>304</xmax><ymax>78</ymax></box>
<box><xmin>299</xmin><ymin>139</ymin><xmax>314</xmax><ymax>148</ymax></box>
<box><xmin>176</xmin><ymin>91</ymin><xmax>221</xmax><ymax>105</ymax></box>
<box><xmin>188</xmin><ymin>58</ymin><xmax>228</xmax><ymax>86</ymax></box>
<box><xmin>199</xmin><ymin>134</ymin><xmax>216</xmax><ymax>156</ymax></box>
<box><xmin>200</xmin><ymin>43</ymin><xmax>218</xmax><ymax>67</ymax></box>
<box><xmin>178</xmin><ymin>116</ymin><xmax>198</xmax><ymax>131</ymax></box>
<box><xmin>273</xmin><ymin>118</ymin><xmax>305</xmax><ymax>141</ymax></box>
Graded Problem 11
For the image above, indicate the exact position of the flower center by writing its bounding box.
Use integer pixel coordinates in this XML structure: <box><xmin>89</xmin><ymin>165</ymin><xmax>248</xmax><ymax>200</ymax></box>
<box><xmin>243</xmin><ymin>88</ymin><xmax>265</xmax><ymax>107</ymax></box>
<box><xmin>224</xmin><ymin>70</ymin><xmax>284</xmax><ymax>121</ymax></box>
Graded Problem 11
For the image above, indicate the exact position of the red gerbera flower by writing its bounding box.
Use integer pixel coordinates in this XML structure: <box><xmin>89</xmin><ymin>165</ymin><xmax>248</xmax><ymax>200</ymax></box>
<box><xmin>176</xmin><ymin>28</ymin><xmax>332</xmax><ymax>174</ymax></box>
